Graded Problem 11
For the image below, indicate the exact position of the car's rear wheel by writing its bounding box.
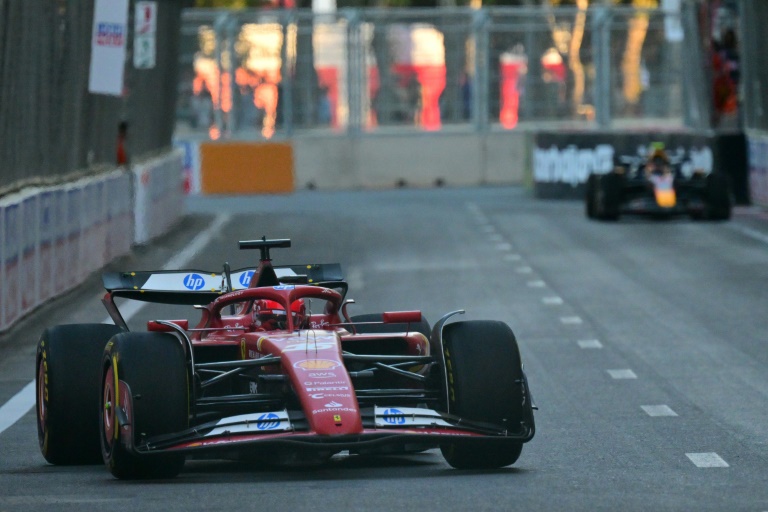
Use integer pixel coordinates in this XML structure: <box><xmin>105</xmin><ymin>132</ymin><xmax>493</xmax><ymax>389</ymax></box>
<box><xmin>595</xmin><ymin>172</ymin><xmax>623</xmax><ymax>221</ymax></box>
<box><xmin>350</xmin><ymin>313</ymin><xmax>430</xmax><ymax>338</ymax></box>
<box><xmin>100</xmin><ymin>332</ymin><xmax>188</xmax><ymax>479</ymax></box>
<box><xmin>36</xmin><ymin>324</ymin><xmax>124</xmax><ymax>465</ymax></box>
<box><xmin>585</xmin><ymin>174</ymin><xmax>597</xmax><ymax>219</ymax></box>
<box><xmin>704</xmin><ymin>173</ymin><xmax>732</xmax><ymax>220</ymax></box>
<box><xmin>438</xmin><ymin>320</ymin><xmax>533</xmax><ymax>469</ymax></box>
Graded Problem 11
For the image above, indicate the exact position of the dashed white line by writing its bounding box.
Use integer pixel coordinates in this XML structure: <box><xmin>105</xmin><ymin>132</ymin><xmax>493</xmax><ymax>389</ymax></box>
<box><xmin>515</xmin><ymin>266</ymin><xmax>533</xmax><ymax>274</ymax></box>
<box><xmin>527</xmin><ymin>280</ymin><xmax>546</xmax><ymax>288</ymax></box>
<box><xmin>729</xmin><ymin>224</ymin><xmax>768</xmax><ymax>246</ymax></box>
<box><xmin>607</xmin><ymin>369</ymin><xmax>637</xmax><ymax>379</ymax></box>
<box><xmin>542</xmin><ymin>296</ymin><xmax>564</xmax><ymax>305</ymax></box>
<box><xmin>577</xmin><ymin>339</ymin><xmax>603</xmax><ymax>349</ymax></box>
<box><xmin>0</xmin><ymin>382</ymin><xmax>36</xmax><ymax>435</ymax></box>
<box><xmin>686</xmin><ymin>452</ymin><xmax>729</xmax><ymax>468</ymax></box>
<box><xmin>641</xmin><ymin>405</ymin><xmax>678</xmax><ymax>417</ymax></box>
<box><xmin>482</xmin><ymin>225</ymin><xmax>496</xmax><ymax>234</ymax></box>
<box><xmin>496</xmin><ymin>242</ymin><xmax>513</xmax><ymax>251</ymax></box>
<box><xmin>489</xmin><ymin>234</ymin><xmax>503</xmax><ymax>242</ymax></box>
<box><xmin>0</xmin><ymin>214</ymin><xmax>230</xmax><ymax>437</ymax></box>
<box><xmin>560</xmin><ymin>316</ymin><xmax>582</xmax><ymax>324</ymax></box>
<box><xmin>503</xmin><ymin>254</ymin><xmax>522</xmax><ymax>262</ymax></box>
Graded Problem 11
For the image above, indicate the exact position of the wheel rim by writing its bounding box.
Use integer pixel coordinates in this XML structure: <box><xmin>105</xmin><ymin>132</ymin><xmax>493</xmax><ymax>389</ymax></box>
<box><xmin>103</xmin><ymin>366</ymin><xmax>116</xmax><ymax>447</ymax></box>
<box><xmin>37</xmin><ymin>358</ymin><xmax>47</xmax><ymax>437</ymax></box>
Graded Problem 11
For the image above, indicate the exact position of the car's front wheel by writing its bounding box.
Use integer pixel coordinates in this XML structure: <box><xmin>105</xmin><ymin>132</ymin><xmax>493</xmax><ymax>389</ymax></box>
<box><xmin>438</xmin><ymin>320</ymin><xmax>534</xmax><ymax>469</ymax></box>
<box><xmin>100</xmin><ymin>332</ymin><xmax>188</xmax><ymax>479</ymax></box>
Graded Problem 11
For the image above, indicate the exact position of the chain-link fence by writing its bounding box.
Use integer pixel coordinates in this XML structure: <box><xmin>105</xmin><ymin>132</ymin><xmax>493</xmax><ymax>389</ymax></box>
<box><xmin>0</xmin><ymin>0</ymin><xmax>184</xmax><ymax>195</ymax></box>
<box><xmin>176</xmin><ymin>4</ymin><xmax>706</xmax><ymax>141</ymax></box>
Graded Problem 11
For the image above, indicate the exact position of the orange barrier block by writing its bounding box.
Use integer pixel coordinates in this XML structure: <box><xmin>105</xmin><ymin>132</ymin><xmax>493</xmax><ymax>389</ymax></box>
<box><xmin>200</xmin><ymin>142</ymin><xmax>294</xmax><ymax>194</ymax></box>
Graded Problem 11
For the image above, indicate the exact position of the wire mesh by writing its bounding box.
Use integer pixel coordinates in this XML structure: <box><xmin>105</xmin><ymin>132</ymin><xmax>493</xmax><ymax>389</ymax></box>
<box><xmin>0</xmin><ymin>0</ymin><xmax>184</xmax><ymax>195</ymax></box>
<box><xmin>175</xmin><ymin>5</ymin><xmax>696</xmax><ymax>141</ymax></box>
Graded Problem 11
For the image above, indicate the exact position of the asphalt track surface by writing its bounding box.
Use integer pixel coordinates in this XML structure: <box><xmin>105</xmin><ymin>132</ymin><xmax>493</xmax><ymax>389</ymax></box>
<box><xmin>1</xmin><ymin>187</ymin><xmax>767</xmax><ymax>511</ymax></box>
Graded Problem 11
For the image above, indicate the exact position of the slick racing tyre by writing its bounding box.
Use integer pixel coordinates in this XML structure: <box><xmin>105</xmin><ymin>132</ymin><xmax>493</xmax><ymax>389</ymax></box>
<box><xmin>704</xmin><ymin>173</ymin><xmax>732</xmax><ymax>220</ymax></box>
<box><xmin>439</xmin><ymin>320</ymin><xmax>533</xmax><ymax>469</ymax></box>
<box><xmin>350</xmin><ymin>313</ymin><xmax>431</xmax><ymax>338</ymax></box>
<box><xmin>100</xmin><ymin>332</ymin><xmax>188</xmax><ymax>479</ymax></box>
<box><xmin>36</xmin><ymin>324</ymin><xmax>125</xmax><ymax>465</ymax></box>
<box><xmin>585</xmin><ymin>174</ymin><xmax>598</xmax><ymax>219</ymax></box>
<box><xmin>595</xmin><ymin>172</ymin><xmax>623</xmax><ymax>221</ymax></box>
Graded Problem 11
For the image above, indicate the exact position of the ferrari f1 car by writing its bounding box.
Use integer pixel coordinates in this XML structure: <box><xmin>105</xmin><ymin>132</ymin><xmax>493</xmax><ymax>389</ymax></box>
<box><xmin>36</xmin><ymin>238</ymin><xmax>536</xmax><ymax>479</ymax></box>
<box><xmin>585</xmin><ymin>144</ymin><xmax>731</xmax><ymax>221</ymax></box>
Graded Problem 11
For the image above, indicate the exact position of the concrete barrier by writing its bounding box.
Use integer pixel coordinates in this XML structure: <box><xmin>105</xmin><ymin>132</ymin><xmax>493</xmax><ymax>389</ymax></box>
<box><xmin>176</xmin><ymin>131</ymin><xmax>532</xmax><ymax>193</ymax></box>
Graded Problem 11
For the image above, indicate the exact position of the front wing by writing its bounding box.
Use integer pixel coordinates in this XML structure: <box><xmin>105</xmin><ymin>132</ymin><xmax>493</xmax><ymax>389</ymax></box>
<box><xmin>124</xmin><ymin>406</ymin><xmax>534</xmax><ymax>458</ymax></box>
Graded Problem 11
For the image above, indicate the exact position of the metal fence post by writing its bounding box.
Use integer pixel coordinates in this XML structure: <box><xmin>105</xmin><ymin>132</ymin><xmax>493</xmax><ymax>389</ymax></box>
<box><xmin>345</xmin><ymin>9</ymin><xmax>362</xmax><ymax>136</ymax></box>
<box><xmin>472</xmin><ymin>8</ymin><xmax>490</xmax><ymax>133</ymax></box>
<box><xmin>592</xmin><ymin>5</ymin><xmax>611</xmax><ymax>128</ymax></box>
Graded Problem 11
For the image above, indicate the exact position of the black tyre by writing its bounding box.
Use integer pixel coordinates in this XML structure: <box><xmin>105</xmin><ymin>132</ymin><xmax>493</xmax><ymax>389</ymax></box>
<box><xmin>595</xmin><ymin>172</ymin><xmax>623</xmax><ymax>221</ymax></box>
<box><xmin>36</xmin><ymin>324</ymin><xmax>124</xmax><ymax>465</ymax></box>
<box><xmin>704</xmin><ymin>173</ymin><xmax>732</xmax><ymax>220</ymax></box>
<box><xmin>585</xmin><ymin>174</ymin><xmax>597</xmax><ymax>219</ymax></box>
<box><xmin>100</xmin><ymin>332</ymin><xmax>188</xmax><ymax>479</ymax></box>
<box><xmin>439</xmin><ymin>320</ymin><xmax>533</xmax><ymax>469</ymax></box>
<box><xmin>350</xmin><ymin>313</ymin><xmax>431</xmax><ymax>338</ymax></box>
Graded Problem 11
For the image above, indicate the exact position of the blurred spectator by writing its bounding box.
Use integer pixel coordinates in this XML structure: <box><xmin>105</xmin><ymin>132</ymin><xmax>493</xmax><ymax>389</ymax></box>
<box><xmin>712</xmin><ymin>28</ymin><xmax>739</xmax><ymax>122</ymax></box>
<box><xmin>116</xmin><ymin>121</ymin><xmax>129</xmax><ymax>166</ymax></box>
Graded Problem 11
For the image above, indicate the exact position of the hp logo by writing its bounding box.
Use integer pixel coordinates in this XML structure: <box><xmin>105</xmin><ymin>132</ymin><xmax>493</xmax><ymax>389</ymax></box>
<box><xmin>257</xmin><ymin>413</ymin><xmax>280</xmax><ymax>430</ymax></box>
<box><xmin>239</xmin><ymin>270</ymin><xmax>255</xmax><ymax>288</ymax></box>
<box><xmin>183</xmin><ymin>273</ymin><xmax>205</xmax><ymax>291</ymax></box>
<box><xmin>382</xmin><ymin>408</ymin><xmax>406</xmax><ymax>425</ymax></box>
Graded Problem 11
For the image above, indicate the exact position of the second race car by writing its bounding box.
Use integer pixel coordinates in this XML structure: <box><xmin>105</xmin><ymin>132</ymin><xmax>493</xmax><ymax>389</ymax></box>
<box><xmin>585</xmin><ymin>143</ymin><xmax>732</xmax><ymax>221</ymax></box>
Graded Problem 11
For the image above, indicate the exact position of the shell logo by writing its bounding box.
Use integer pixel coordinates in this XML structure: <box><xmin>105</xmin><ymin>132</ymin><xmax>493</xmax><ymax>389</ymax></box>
<box><xmin>293</xmin><ymin>359</ymin><xmax>340</xmax><ymax>371</ymax></box>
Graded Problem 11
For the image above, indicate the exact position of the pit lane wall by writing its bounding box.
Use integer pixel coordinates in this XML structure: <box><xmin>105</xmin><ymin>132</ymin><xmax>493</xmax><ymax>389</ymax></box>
<box><xmin>532</xmin><ymin>131</ymin><xmax>750</xmax><ymax>204</ymax></box>
<box><xmin>0</xmin><ymin>150</ymin><xmax>184</xmax><ymax>333</ymax></box>
<box><xmin>175</xmin><ymin>131</ymin><xmax>531</xmax><ymax>194</ymax></box>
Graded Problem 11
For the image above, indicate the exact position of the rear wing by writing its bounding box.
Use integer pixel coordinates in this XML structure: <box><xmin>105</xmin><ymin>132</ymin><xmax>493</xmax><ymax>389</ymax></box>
<box><xmin>102</xmin><ymin>263</ymin><xmax>344</xmax><ymax>305</ymax></box>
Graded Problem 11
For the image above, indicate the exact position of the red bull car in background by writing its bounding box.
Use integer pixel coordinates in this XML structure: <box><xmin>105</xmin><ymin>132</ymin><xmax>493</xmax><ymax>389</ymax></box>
<box><xmin>585</xmin><ymin>143</ymin><xmax>732</xmax><ymax>221</ymax></box>
<box><xmin>36</xmin><ymin>238</ymin><xmax>536</xmax><ymax>479</ymax></box>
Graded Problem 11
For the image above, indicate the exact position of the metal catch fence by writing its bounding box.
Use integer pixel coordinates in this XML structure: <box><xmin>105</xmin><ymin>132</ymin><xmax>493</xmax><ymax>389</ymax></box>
<box><xmin>175</xmin><ymin>4</ymin><xmax>703</xmax><ymax>141</ymax></box>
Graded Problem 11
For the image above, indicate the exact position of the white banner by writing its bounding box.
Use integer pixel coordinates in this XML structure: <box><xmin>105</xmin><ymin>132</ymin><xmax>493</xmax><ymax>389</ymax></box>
<box><xmin>88</xmin><ymin>0</ymin><xmax>129</xmax><ymax>96</ymax></box>
<box><xmin>134</xmin><ymin>1</ymin><xmax>157</xmax><ymax>69</ymax></box>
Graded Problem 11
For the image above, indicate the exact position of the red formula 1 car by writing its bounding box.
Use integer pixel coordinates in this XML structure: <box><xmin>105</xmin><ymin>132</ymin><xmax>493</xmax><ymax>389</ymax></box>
<box><xmin>36</xmin><ymin>238</ymin><xmax>536</xmax><ymax>479</ymax></box>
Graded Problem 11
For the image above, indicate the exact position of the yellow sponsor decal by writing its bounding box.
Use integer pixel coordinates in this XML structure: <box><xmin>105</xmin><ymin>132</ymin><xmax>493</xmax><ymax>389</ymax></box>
<box><xmin>294</xmin><ymin>359</ymin><xmax>340</xmax><ymax>371</ymax></box>
<box><xmin>240</xmin><ymin>339</ymin><xmax>246</xmax><ymax>360</ymax></box>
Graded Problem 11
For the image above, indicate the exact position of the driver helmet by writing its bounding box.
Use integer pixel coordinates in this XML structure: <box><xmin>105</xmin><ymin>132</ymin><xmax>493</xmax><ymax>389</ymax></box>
<box><xmin>255</xmin><ymin>299</ymin><xmax>305</xmax><ymax>330</ymax></box>
<box><xmin>648</xmin><ymin>142</ymin><xmax>669</xmax><ymax>164</ymax></box>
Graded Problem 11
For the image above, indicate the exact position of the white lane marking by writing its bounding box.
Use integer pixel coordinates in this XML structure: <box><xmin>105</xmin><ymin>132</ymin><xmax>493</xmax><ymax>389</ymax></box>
<box><xmin>578</xmin><ymin>339</ymin><xmax>603</xmax><ymax>349</ymax></box>
<box><xmin>729</xmin><ymin>224</ymin><xmax>768</xmax><ymax>246</ymax></box>
<box><xmin>0</xmin><ymin>382</ymin><xmax>36</xmax><ymax>435</ymax></box>
<box><xmin>0</xmin><ymin>214</ymin><xmax>230</xmax><ymax>437</ymax></box>
<box><xmin>560</xmin><ymin>316</ymin><xmax>582</xmax><ymax>324</ymax></box>
<box><xmin>489</xmin><ymin>234</ymin><xmax>503</xmax><ymax>242</ymax></box>
<box><xmin>641</xmin><ymin>405</ymin><xmax>678</xmax><ymax>417</ymax></box>
<box><xmin>607</xmin><ymin>369</ymin><xmax>637</xmax><ymax>379</ymax></box>
<box><xmin>496</xmin><ymin>242</ymin><xmax>512</xmax><ymax>251</ymax></box>
<box><xmin>504</xmin><ymin>254</ymin><xmax>522</xmax><ymax>262</ymax></box>
<box><xmin>686</xmin><ymin>452</ymin><xmax>729</xmax><ymax>468</ymax></box>
<box><xmin>482</xmin><ymin>225</ymin><xmax>496</xmax><ymax>234</ymax></box>
<box><xmin>527</xmin><ymin>280</ymin><xmax>546</xmax><ymax>288</ymax></box>
<box><xmin>542</xmin><ymin>296</ymin><xmax>564</xmax><ymax>305</ymax></box>
<box><xmin>515</xmin><ymin>266</ymin><xmax>533</xmax><ymax>274</ymax></box>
